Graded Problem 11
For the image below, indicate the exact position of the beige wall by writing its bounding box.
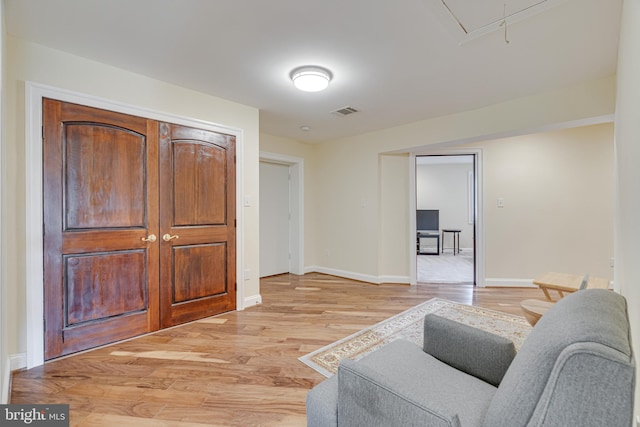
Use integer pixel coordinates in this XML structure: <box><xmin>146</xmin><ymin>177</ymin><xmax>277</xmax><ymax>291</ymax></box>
<box><xmin>2</xmin><ymin>36</ymin><xmax>260</xmax><ymax>359</ymax></box>
<box><xmin>312</xmin><ymin>76</ymin><xmax>615</xmax><ymax>283</ymax></box>
<box><xmin>259</xmin><ymin>123</ymin><xmax>615</xmax><ymax>286</ymax></box>
<box><xmin>615</xmin><ymin>0</ymin><xmax>640</xmax><ymax>418</ymax></box>
<box><xmin>0</xmin><ymin>0</ymin><xmax>7</xmax><ymax>403</ymax></box>
<box><xmin>469</xmin><ymin>124</ymin><xmax>614</xmax><ymax>282</ymax></box>
<box><xmin>379</xmin><ymin>154</ymin><xmax>410</xmax><ymax>281</ymax></box>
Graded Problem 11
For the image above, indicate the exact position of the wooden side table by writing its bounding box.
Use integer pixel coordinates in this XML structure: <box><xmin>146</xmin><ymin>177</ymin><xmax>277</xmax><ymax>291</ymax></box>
<box><xmin>520</xmin><ymin>299</ymin><xmax>555</xmax><ymax>326</ymax></box>
<box><xmin>532</xmin><ymin>272</ymin><xmax>610</xmax><ymax>301</ymax></box>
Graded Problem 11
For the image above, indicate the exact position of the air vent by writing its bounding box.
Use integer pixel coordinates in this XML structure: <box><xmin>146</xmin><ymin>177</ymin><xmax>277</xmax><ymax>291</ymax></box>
<box><xmin>331</xmin><ymin>106</ymin><xmax>359</xmax><ymax>117</ymax></box>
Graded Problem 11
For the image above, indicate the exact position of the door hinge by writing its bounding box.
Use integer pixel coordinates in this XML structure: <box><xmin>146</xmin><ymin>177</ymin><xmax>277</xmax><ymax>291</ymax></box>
<box><xmin>234</xmin><ymin>219</ymin><xmax>237</xmax><ymax>227</ymax></box>
<box><xmin>42</xmin><ymin>126</ymin><xmax>45</xmax><ymax>140</ymax></box>
<box><xmin>234</xmin><ymin>283</ymin><xmax>237</xmax><ymax>291</ymax></box>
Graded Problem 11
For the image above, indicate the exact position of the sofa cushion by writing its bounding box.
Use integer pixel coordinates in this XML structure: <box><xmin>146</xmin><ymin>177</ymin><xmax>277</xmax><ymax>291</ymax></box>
<box><xmin>482</xmin><ymin>289</ymin><xmax>634</xmax><ymax>427</ymax></box>
<box><xmin>423</xmin><ymin>314</ymin><xmax>516</xmax><ymax>386</ymax></box>
<box><xmin>337</xmin><ymin>339</ymin><xmax>497</xmax><ymax>427</ymax></box>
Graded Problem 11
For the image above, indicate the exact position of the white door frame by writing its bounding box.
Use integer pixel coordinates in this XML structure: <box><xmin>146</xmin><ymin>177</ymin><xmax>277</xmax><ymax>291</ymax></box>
<box><xmin>259</xmin><ymin>152</ymin><xmax>304</xmax><ymax>275</ymax></box>
<box><xmin>409</xmin><ymin>148</ymin><xmax>484</xmax><ymax>287</ymax></box>
<box><xmin>25</xmin><ymin>82</ymin><xmax>246</xmax><ymax>368</ymax></box>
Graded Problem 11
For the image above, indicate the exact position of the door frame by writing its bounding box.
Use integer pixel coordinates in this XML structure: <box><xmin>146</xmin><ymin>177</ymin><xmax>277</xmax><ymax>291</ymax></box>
<box><xmin>409</xmin><ymin>148</ymin><xmax>484</xmax><ymax>287</ymax></box>
<box><xmin>25</xmin><ymin>82</ymin><xmax>245</xmax><ymax>368</ymax></box>
<box><xmin>259</xmin><ymin>152</ymin><xmax>304</xmax><ymax>275</ymax></box>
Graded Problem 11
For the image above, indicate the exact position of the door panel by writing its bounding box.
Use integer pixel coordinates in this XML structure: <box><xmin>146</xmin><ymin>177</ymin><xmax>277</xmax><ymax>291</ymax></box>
<box><xmin>64</xmin><ymin>251</ymin><xmax>148</xmax><ymax>325</ymax></box>
<box><xmin>173</xmin><ymin>244</ymin><xmax>227</xmax><ymax>302</ymax></box>
<box><xmin>173</xmin><ymin>142</ymin><xmax>226</xmax><ymax>225</ymax></box>
<box><xmin>159</xmin><ymin>122</ymin><xmax>236</xmax><ymax>327</ymax></box>
<box><xmin>65</xmin><ymin>124</ymin><xmax>146</xmax><ymax>229</ymax></box>
<box><xmin>43</xmin><ymin>99</ymin><xmax>160</xmax><ymax>360</ymax></box>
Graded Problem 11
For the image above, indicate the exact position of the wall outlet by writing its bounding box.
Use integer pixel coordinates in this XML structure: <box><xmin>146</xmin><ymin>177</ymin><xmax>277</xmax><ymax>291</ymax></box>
<box><xmin>497</xmin><ymin>197</ymin><xmax>505</xmax><ymax>208</ymax></box>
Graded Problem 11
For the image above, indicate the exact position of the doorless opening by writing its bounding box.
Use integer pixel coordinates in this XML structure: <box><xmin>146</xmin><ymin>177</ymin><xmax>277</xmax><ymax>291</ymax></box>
<box><xmin>412</xmin><ymin>152</ymin><xmax>482</xmax><ymax>286</ymax></box>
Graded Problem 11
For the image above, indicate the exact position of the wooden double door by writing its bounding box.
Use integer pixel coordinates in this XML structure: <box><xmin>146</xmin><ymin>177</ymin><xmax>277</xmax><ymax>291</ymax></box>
<box><xmin>43</xmin><ymin>99</ymin><xmax>236</xmax><ymax>360</ymax></box>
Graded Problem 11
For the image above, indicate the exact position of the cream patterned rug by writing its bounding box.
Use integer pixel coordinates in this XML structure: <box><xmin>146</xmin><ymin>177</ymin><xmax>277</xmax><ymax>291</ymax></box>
<box><xmin>299</xmin><ymin>298</ymin><xmax>532</xmax><ymax>377</ymax></box>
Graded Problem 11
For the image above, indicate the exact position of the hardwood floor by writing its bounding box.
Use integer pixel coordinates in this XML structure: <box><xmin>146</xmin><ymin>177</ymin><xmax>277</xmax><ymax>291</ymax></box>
<box><xmin>11</xmin><ymin>273</ymin><xmax>543</xmax><ymax>426</ymax></box>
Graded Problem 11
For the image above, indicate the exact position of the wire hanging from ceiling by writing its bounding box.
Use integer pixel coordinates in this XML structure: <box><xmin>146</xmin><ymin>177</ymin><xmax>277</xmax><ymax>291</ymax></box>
<box><xmin>499</xmin><ymin>4</ymin><xmax>510</xmax><ymax>44</ymax></box>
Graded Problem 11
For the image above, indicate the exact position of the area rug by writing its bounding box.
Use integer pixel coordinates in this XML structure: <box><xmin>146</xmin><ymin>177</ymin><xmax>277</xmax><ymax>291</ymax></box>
<box><xmin>299</xmin><ymin>298</ymin><xmax>532</xmax><ymax>377</ymax></box>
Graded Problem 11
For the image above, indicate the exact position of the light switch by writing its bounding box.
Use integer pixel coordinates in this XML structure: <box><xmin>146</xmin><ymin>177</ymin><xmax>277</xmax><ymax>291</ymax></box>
<box><xmin>244</xmin><ymin>195</ymin><xmax>251</xmax><ymax>207</ymax></box>
<box><xmin>497</xmin><ymin>198</ymin><xmax>505</xmax><ymax>208</ymax></box>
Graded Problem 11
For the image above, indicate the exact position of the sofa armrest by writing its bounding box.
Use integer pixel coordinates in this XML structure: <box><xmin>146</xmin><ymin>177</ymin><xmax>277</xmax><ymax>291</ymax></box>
<box><xmin>423</xmin><ymin>314</ymin><xmax>516</xmax><ymax>386</ymax></box>
<box><xmin>337</xmin><ymin>358</ymin><xmax>462</xmax><ymax>427</ymax></box>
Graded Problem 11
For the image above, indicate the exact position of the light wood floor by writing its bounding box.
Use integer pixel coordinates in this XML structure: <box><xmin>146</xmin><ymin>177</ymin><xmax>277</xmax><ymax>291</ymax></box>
<box><xmin>11</xmin><ymin>273</ymin><xmax>543</xmax><ymax>426</ymax></box>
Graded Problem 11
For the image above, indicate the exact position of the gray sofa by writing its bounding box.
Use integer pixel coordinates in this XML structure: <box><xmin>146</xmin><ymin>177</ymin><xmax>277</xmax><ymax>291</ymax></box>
<box><xmin>306</xmin><ymin>289</ymin><xmax>636</xmax><ymax>426</ymax></box>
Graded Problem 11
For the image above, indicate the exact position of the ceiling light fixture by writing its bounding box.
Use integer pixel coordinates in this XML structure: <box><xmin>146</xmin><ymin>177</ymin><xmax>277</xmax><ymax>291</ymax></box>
<box><xmin>290</xmin><ymin>66</ymin><xmax>332</xmax><ymax>92</ymax></box>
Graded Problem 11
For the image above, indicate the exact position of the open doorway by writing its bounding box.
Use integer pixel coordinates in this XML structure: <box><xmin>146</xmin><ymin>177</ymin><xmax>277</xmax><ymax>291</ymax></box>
<box><xmin>415</xmin><ymin>155</ymin><xmax>476</xmax><ymax>285</ymax></box>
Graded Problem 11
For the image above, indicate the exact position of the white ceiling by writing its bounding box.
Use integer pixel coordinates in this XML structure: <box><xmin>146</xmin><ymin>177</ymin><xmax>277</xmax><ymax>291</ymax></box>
<box><xmin>4</xmin><ymin>0</ymin><xmax>621</xmax><ymax>143</ymax></box>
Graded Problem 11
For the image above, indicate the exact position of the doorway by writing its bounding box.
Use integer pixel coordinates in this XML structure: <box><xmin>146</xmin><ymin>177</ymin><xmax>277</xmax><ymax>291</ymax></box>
<box><xmin>415</xmin><ymin>154</ymin><xmax>477</xmax><ymax>285</ymax></box>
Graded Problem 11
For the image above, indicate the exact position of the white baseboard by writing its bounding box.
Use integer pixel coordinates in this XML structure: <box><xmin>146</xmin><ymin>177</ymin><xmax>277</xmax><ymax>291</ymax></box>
<box><xmin>1</xmin><ymin>353</ymin><xmax>27</xmax><ymax>404</ymax></box>
<box><xmin>10</xmin><ymin>353</ymin><xmax>27</xmax><ymax>371</ymax></box>
<box><xmin>378</xmin><ymin>275</ymin><xmax>411</xmax><ymax>284</ymax></box>
<box><xmin>484</xmin><ymin>278</ymin><xmax>536</xmax><ymax>288</ymax></box>
<box><xmin>243</xmin><ymin>294</ymin><xmax>262</xmax><ymax>308</ymax></box>
<box><xmin>305</xmin><ymin>266</ymin><xmax>379</xmax><ymax>284</ymax></box>
<box><xmin>303</xmin><ymin>266</ymin><xmax>409</xmax><ymax>285</ymax></box>
<box><xmin>1</xmin><ymin>358</ymin><xmax>9</xmax><ymax>404</ymax></box>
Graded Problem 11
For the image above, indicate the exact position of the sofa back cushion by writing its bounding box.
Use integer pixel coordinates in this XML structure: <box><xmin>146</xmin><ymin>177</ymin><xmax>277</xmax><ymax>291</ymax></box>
<box><xmin>482</xmin><ymin>289</ymin><xmax>634</xmax><ymax>427</ymax></box>
<box><xmin>423</xmin><ymin>314</ymin><xmax>516</xmax><ymax>386</ymax></box>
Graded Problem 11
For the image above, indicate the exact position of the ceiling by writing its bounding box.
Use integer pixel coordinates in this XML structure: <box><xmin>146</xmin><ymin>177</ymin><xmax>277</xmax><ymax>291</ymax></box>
<box><xmin>5</xmin><ymin>0</ymin><xmax>622</xmax><ymax>143</ymax></box>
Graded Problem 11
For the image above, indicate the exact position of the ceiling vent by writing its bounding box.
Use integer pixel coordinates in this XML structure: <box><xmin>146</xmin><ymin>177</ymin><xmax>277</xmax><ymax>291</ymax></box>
<box><xmin>331</xmin><ymin>106</ymin><xmax>359</xmax><ymax>117</ymax></box>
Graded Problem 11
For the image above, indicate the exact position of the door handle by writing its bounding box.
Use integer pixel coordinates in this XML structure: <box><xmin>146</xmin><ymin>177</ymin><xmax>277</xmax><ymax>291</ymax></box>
<box><xmin>141</xmin><ymin>234</ymin><xmax>157</xmax><ymax>243</ymax></box>
<box><xmin>163</xmin><ymin>234</ymin><xmax>180</xmax><ymax>242</ymax></box>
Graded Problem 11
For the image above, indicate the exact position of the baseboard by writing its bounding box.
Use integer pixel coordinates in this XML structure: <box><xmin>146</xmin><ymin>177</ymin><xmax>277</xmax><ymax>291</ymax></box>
<box><xmin>243</xmin><ymin>294</ymin><xmax>262</xmax><ymax>308</ymax></box>
<box><xmin>303</xmin><ymin>266</ymin><xmax>410</xmax><ymax>285</ymax></box>
<box><xmin>1</xmin><ymin>358</ymin><xmax>9</xmax><ymax>404</ymax></box>
<box><xmin>484</xmin><ymin>278</ymin><xmax>537</xmax><ymax>288</ymax></box>
<box><xmin>1</xmin><ymin>353</ymin><xmax>26</xmax><ymax>404</ymax></box>
<box><xmin>378</xmin><ymin>275</ymin><xmax>411</xmax><ymax>284</ymax></box>
<box><xmin>305</xmin><ymin>266</ymin><xmax>379</xmax><ymax>284</ymax></box>
<box><xmin>9</xmin><ymin>353</ymin><xmax>27</xmax><ymax>371</ymax></box>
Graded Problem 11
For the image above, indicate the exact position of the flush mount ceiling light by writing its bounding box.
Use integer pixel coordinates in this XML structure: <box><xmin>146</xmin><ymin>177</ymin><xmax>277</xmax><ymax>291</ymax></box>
<box><xmin>290</xmin><ymin>66</ymin><xmax>332</xmax><ymax>92</ymax></box>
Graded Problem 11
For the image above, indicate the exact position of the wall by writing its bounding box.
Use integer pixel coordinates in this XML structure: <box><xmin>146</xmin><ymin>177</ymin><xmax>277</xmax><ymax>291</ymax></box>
<box><xmin>315</xmin><ymin>75</ymin><xmax>616</xmax><ymax>283</ymax></box>
<box><xmin>416</xmin><ymin>161</ymin><xmax>474</xmax><ymax>249</ymax></box>
<box><xmin>2</xmin><ymin>36</ymin><xmax>260</xmax><ymax>364</ymax></box>
<box><xmin>468</xmin><ymin>124</ymin><xmax>614</xmax><ymax>283</ymax></box>
<box><xmin>378</xmin><ymin>154</ymin><xmax>410</xmax><ymax>281</ymax></box>
<box><xmin>614</xmin><ymin>0</ymin><xmax>640</xmax><ymax>418</ymax></box>
<box><xmin>0</xmin><ymin>0</ymin><xmax>7</xmax><ymax>404</ymax></box>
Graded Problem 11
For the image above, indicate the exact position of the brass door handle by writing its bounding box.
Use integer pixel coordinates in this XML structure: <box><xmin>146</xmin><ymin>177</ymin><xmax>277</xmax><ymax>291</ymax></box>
<box><xmin>141</xmin><ymin>234</ymin><xmax>157</xmax><ymax>243</ymax></box>
<box><xmin>163</xmin><ymin>234</ymin><xmax>179</xmax><ymax>242</ymax></box>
